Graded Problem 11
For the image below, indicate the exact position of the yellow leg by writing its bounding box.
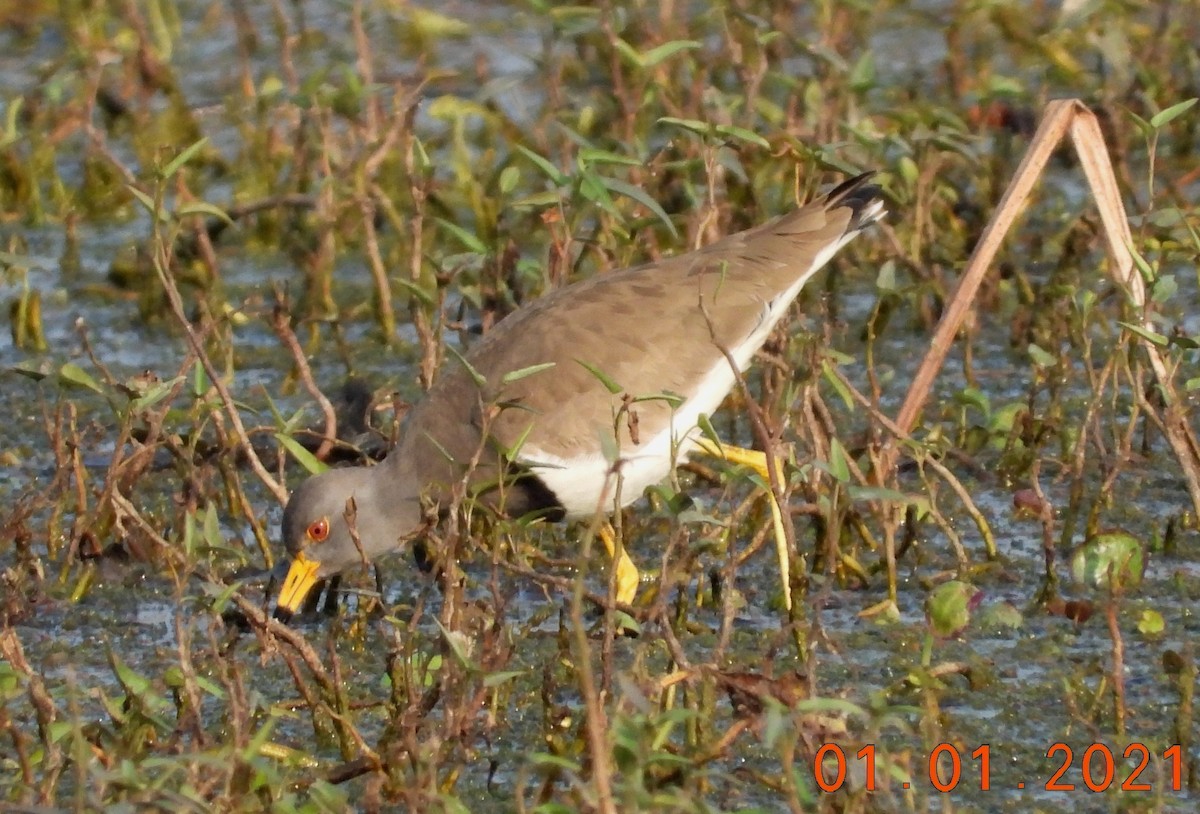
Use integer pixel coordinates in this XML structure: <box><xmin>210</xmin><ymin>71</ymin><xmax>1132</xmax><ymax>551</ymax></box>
<box><xmin>598</xmin><ymin>523</ymin><xmax>640</xmax><ymax>604</ymax></box>
<box><xmin>692</xmin><ymin>437</ymin><xmax>792</xmax><ymax>611</ymax></box>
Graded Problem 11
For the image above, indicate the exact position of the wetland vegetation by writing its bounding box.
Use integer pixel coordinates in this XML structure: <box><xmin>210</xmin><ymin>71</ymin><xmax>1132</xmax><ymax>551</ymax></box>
<box><xmin>1</xmin><ymin>1</ymin><xmax>1199</xmax><ymax>811</ymax></box>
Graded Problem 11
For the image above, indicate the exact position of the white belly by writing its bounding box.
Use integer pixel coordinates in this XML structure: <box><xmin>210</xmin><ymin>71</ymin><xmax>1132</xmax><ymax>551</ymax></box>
<box><xmin>518</xmin><ymin>359</ymin><xmax>737</xmax><ymax>518</ymax></box>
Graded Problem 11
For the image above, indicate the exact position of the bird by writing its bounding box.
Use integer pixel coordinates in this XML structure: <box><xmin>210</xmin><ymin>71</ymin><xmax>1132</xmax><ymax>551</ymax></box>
<box><xmin>274</xmin><ymin>172</ymin><xmax>885</xmax><ymax>617</ymax></box>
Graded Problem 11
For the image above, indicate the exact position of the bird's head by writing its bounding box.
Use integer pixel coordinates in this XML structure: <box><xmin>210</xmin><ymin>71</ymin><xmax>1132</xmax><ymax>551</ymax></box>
<box><xmin>275</xmin><ymin>467</ymin><xmax>403</xmax><ymax>618</ymax></box>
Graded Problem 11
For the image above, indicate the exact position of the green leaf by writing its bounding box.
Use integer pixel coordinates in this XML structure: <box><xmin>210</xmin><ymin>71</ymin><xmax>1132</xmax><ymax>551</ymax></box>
<box><xmin>1125</xmin><ymin>108</ymin><xmax>1152</xmax><ymax>139</ymax></box>
<box><xmin>1149</xmin><ymin>97</ymin><xmax>1198</xmax><ymax>129</ymax></box>
<box><xmin>436</xmin><ymin>620</ymin><xmax>480</xmax><ymax>670</ymax></box>
<box><xmin>611</xmin><ymin>37</ymin><xmax>641</xmax><ymax>67</ymax></box>
<box><xmin>657</xmin><ymin>117</ymin><xmax>769</xmax><ymax>150</ymax></box>
<box><xmin>614</xmin><ymin>611</ymin><xmax>641</xmax><ymax>635</ymax></box>
<box><xmin>177</xmin><ymin>200</ymin><xmax>234</xmax><ymax>225</ymax></box>
<box><xmin>109</xmin><ymin>650</ymin><xmax>151</xmax><ymax>696</ymax></box>
<box><xmin>8</xmin><ymin>361</ymin><xmax>51</xmax><ymax>381</ymax></box>
<box><xmin>598</xmin><ymin>176</ymin><xmax>678</xmax><ymax>238</ymax></box>
<box><xmin>713</xmin><ymin>124</ymin><xmax>770</xmax><ymax>149</ymax></box>
<box><xmin>577</xmin><ymin>148</ymin><xmax>642</xmax><ymax>167</ymax></box>
<box><xmin>577</xmin><ymin>171</ymin><xmax>622</xmax><ymax>220</ymax></box>
<box><xmin>1136</xmin><ymin>609</ymin><xmax>1164</xmax><ymax>635</ymax></box>
<box><xmin>242</xmin><ymin>717</ymin><xmax>280</xmax><ymax>763</ymax></box>
<box><xmin>820</xmin><ymin>360</ymin><xmax>854</xmax><ymax>411</ymax></box>
<box><xmin>202</xmin><ymin>503</ymin><xmax>224</xmax><ymax>551</ymax></box>
<box><xmin>58</xmin><ymin>363</ymin><xmax>103</xmax><ymax>393</ymax></box>
<box><xmin>526</xmin><ymin>753</ymin><xmax>582</xmax><ymax>772</ymax></box>
<box><xmin>630</xmin><ymin>390</ymin><xmax>685</xmax><ymax>409</ymax></box>
<box><xmin>129</xmin><ymin>376</ymin><xmax>184</xmax><ymax>413</ymax></box>
<box><xmin>793</xmin><ymin>697</ymin><xmax>872</xmax><ymax>718</ymax></box>
<box><xmin>0</xmin><ymin>96</ymin><xmax>22</xmax><ymax>149</ymax></box>
<box><xmin>0</xmin><ymin>249</ymin><xmax>53</xmax><ymax>271</ymax></box>
<box><xmin>1151</xmin><ymin>273</ymin><xmax>1177</xmax><ymax>304</ymax></box>
<box><xmin>827</xmin><ymin>437</ymin><xmax>851</xmax><ymax>483</ymax></box>
<box><xmin>1127</xmin><ymin>241</ymin><xmax>1156</xmax><ymax>283</ymax></box>
<box><xmin>47</xmin><ymin>721</ymin><xmax>74</xmax><ymax>744</ymax></box>
<box><xmin>260</xmin><ymin>388</ymin><xmax>290</xmax><ymax>430</ymax></box>
<box><xmin>575</xmin><ymin>359</ymin><xmax>622</xmax><ymax>394</ymax></box>
<box><xmin>988</xmin><ymin>402</ymin><xmax>1026</xmax><ymax>435</ymax></box>
<box><xmin>394</xmin><ymin>277</ymin><xmax>438</xmax><ymax>306</ymax></box>
<box><xmin>182</xmin><ymin>508</ymin><xmax>198</xmax><ymax>557</ymax></box>
<box><xmin>426</xmin><ymin>94</ymin><xmax>492</xmax><ymax>122</ymax></box>
<box><xmin>510</xmin><ymin>190</ymin><xmax>566</xmax><ymax>209</ymax></box>
<box><xmin>1027</xmin><ymin>343</ymin><xmax>1056</xmax><ymax>367</ymax></box>
<box><xmin>413</xmin><ymin>135</ymin><xmax>432</xmax><ymax>171</ymax></box>
<box><xmin>1071</xmin><ymin>529</ymin><xmax>1144</xmax><ymax>592</ymax></box>
<box><xmin>502</xmin><ymin>362</ymin><xmax>557</xmax><ymax>384</ymax></box>
<box><xmin>978</xmin><ymin>601</ymin><xmax>1024</xmax><ymax>630</ymax></box>
<box><xmin>657</xmin><ymin>116</ymin><xmax>712</xmax><ymax>138</ymax></box>
<box><xmin>446</xmin><ymin>345</ymin><xmax>487</xmax><ymax>388</ymax></box>
<box><xmin>953</xmin><ymin>386</ymin><xmax>990</xmax><ymax>415</ymax></box>
<box><xmin>762</xmin><ymin>701</ymin><xmax>787</xmax><ymax>747</ymax></box>
<box><xmin>192</xmin><ymin>361</ymin><xmax>210</xmax><ymax>398</ymax></box>
<box><xmin>514</xmin><ymin>145</ymin><xmax>566</xmax><ymax>185</ymax></box>
<box><xmin>435</xmin><ymin>217</ymin><xmax>487</xmax><ymax>254</ymax></box>
<box><xmin>848</xmin><ymin>51</ymin><xmax>876</xmax><ymax>91</ymax></box>
<box><xmin>126</xmin><ymin>185</ymin><xmax>162</xmax><ymax>219</ymax></box>
<box><xmin>203</xmin><ymin>579</ymin><xmax>245</xmax><ymax>615</ymax></box>
<box><xmin>1119</xmin><ymin>321</ymin><xmax>1169</xmax><ymax>347</ymax></box>
<box><xmin>875</xmin><ymin>259</ymin><xmax>897</xmax><ymax>292</ymax></box>
<box><xmin>161</xmin><ymin>136</ymin><xmax>209</xmax><ymax>179</ymax></box>
<box><xmin>276</xmin><ymin>433</ymin><xmax>328</xmax><ymax>475</ymax></box>
<box><xmin>193</xmin><ymin>673</ymin><xmax>226</xmax><ymax>698</ymax></box>
<box><xmin>498</xmin><ymin>165</ymin><xmax>520</xmax><ymax>194</ymax></box>
<box><xmin>846</xmin><ymin>485</ymin><xmax>916</xmax><ymax>504</ymax></box>
<box><xmin>637</xmin><ymin>39</ymin><xmax>701</xmax><ymax>68</ymax></box>
<box><xmin>595</xmin><ymin>425</ymin><xmax>619</xmax><ymax>464</ymax></box>
<box><xmin>502</xmin><ymin>416</ymin><xmax>536</xmax><ymax>460</ymax></box>
<box><xmin>925</xmin><ymin>580</ymin><xmax>981</xmax><ymax>638</ymax></box>
<box><xmin>405</xmin><ymin>6</ymin><xmax>470</xmax><ymax>37</ymax></box>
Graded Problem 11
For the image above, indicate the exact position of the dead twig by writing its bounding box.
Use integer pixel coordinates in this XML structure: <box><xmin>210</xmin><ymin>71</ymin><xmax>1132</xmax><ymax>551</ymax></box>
<box><xmin>272</xmin><ymin>289</ymin><xmax>338</xmax><ymax>461</ymax></box>
<box><xmin>884</xmin><ymin>99</ymin><xmax>1200</xmax><ymax>517</ymax></box>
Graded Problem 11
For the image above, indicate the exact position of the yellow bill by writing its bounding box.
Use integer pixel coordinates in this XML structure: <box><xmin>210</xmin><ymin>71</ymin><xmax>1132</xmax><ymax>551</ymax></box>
<box><xmin>277</xmin><ymin>551</ymin><xmax>322</xmax><ymax>614</ymax></box>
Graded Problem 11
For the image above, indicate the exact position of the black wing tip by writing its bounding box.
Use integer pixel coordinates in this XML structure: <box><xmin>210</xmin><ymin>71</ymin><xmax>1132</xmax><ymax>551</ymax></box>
<box><xmin>824</xmin><ymin>170</ymin><xmax>885</xmax><ymax>231</ymax></box>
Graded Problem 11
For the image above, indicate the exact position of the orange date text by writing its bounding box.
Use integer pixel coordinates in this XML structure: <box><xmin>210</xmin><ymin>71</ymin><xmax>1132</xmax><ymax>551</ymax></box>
<box><xmin>815</xmin><ymin>742</ymin><xmax>1184</xmax><ymax>793</ymax></box>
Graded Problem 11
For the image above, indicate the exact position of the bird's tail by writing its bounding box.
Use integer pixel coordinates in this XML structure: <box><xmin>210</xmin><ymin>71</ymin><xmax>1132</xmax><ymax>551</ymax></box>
<box><xmin>821</xmin><ymin>171</ymin><xmax>886</xmax><ymax>234</ymax></box>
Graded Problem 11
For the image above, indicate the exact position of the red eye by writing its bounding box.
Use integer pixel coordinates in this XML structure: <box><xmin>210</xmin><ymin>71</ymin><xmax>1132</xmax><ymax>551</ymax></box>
<box><xmin>307</xmin><ymin>518</ymin><xmax>330</xmax><ymax>543</ymax></box>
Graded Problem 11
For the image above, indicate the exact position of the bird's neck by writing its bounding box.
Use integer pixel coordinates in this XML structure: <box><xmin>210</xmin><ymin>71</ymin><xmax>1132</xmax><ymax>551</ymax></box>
<box><xmin>346</xmin><ymin>466</ymin><xmax>422</xmax><ymax>556</ymax></box>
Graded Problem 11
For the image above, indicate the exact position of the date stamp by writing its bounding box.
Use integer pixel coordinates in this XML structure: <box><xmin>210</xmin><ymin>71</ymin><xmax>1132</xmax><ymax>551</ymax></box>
<box><xmin>816</xmin><ymin>742</ymin><xmax>1185</xmax><ymax>793</ymax></box>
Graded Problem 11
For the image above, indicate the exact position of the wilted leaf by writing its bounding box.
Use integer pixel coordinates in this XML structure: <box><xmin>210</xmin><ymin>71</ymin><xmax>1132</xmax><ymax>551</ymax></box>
<box><xmin>1012</xmin><ymin>488</ymin><xmax>1047</xmax><ymax>515</ymax></box>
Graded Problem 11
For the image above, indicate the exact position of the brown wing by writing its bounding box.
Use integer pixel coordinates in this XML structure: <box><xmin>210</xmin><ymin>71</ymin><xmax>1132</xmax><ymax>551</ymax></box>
<box><xmin>472</xmin><ymin>198</ymin><xmax>857</xmax><ymax>453</ymax></box>
<box><xmin>392</xmin><ymin>173</ymin><xmax>876</xmax><ymax>501</ymax></box>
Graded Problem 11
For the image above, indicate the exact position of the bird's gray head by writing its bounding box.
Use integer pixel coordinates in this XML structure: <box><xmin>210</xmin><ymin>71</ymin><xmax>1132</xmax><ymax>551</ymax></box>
<box><xmin>275</xmin><ymin>467</ymin><xmax>407</xmax><ymax>616</ymax></box>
